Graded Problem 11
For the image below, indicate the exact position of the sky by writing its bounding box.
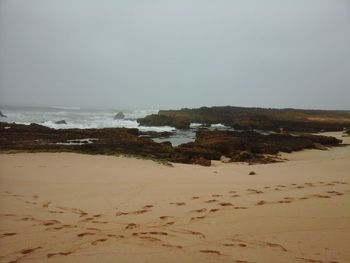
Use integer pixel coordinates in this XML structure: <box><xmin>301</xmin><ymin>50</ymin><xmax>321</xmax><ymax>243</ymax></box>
<box><xmin>0</xmin><ymin>0</ymin><xmax>349</xmax><ymax>110</ymax></box>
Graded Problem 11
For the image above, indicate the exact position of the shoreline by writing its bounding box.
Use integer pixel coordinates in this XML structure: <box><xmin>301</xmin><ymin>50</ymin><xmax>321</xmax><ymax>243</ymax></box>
<box><xmin>0</xmin><ymin>132</ymin><xmax>349</xmax><ymax>262</ymax></box>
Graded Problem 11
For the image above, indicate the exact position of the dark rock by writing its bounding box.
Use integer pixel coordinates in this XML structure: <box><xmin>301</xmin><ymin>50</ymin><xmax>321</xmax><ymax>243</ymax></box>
<box><xmin>191</xmin><ymin>157</ymin><xmax>211</xmax><ymax>166</ymax></box>
<box><xmin>114</xmin><ymin>112</ymin><xmax>125</xmax><ymax>120</ymax></box>
<box><xmin>182</xmin><ymin>129</ymin><xmax>342</xmax><ymax>164</ymax></box>
<box><xmin>249</xmin><ymin>171</ymin><xmax>256</xmax><ymax>175</ymax></box>
<box><xmin>220</xmin><ymin>155</ymin><xmax>231</xmax><ymax>163</ymax></box>
<box><xmin>138</xmin><ymin>114</ymin><xmax>190</xmax><ymax>130</ymax></box>
<box><xmin>0</xmin><ymin>122</ymin><xmax>342</xmax><ymax>166</ymax></box>
<box><xmin>55</xmin><ymin>120</ymin><xmax>67</xmax><ymax>124</ymax></box>
<box><xmin>0</xmin><ymin>111</ymin><xmax>7</xmax><ymax>118</ymax></box>
<box><xmin>137</xmin><ymin>106</ymin><xmax>350</xmax><ymax>132</ymax></box>
<box><xmin>233</xmin><ymin>151</ymin><xmax>254</xmax><ymax>162</ymax></box>
<box><xmin>160</xmin><ymin>141</ymin><xmax>172</xmax><ymax>147</ymax></box>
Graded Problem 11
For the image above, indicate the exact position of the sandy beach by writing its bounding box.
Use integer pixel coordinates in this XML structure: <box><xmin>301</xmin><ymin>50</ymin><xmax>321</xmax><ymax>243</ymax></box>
<box><xmin>0</xmin><ymin>132</ymin><xmax>349</xmax><ymax>263</ymax></box>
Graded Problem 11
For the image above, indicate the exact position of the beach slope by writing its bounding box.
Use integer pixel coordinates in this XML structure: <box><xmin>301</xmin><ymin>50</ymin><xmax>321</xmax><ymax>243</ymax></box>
<box><xmin>0</xmin><ymin>133</ymin><xmax>349</xmax><ymax>262</ymax></box>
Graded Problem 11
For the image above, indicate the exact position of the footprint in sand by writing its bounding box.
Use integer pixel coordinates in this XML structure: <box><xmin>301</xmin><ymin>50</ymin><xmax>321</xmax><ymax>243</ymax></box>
<box><xmin>91</xmin><ymin>238</ymin><xmax>107</xmax><ymax>245</ymax></box>
<box><xmin>219</xmin><ymin>202</ymin><xmax>234</xmax><ymax>207</ymax></box>
<box><xmin>204</xmin><ymin>199</ymin><xmax>218</xmax><ymax>203</ymax></box>
<box><xmin>189</xmin><ymin>208</ymin><xmax>207</xmax><ymax>213</ymax></box>
<box><xmin>278</xmin><ymin>197</ymin><xmax>294</xmax><ymax>204</ymax></box>
<box><xmin>162</xmin><ymin>243</ymin><xmax>183</xmax><ymax>249</ymax></box>
<box><xmin>131</xmin><ymin>209</ymin><xmax>150</xmax><ymax>215</ymax></box>
<box><xmin>1</xmin><ymin>232</ymin><xmax>17</xmax><ymax>238</ymax></box>
<box><xmin>223</xmin><ymin>243</ymin><xmax>247</xmax><ymax>248</ymax></box>
<box><xmin>93</xmin><ymin>214</ymin><xmax>102</xmax><ymax>218</ymax></box>
<box><xmin>190</xmin><ymin>216</ymin><xmax>206</xmax><ymax>221</ymax></box>
<box><xmin>314</xmin><ymin>194</ymin><xmax>331</xmax><ymax>199</ymax></box>
<box><xmin>170</xmin><ymin>202</ymin><xmax>186</xmax><ymax>206</ymax></box>
<box><xmin>125</xmin><ymin>223</ymin><xmax>139</xmax><ymax>230</ymax></box>
<box><xmin>138</xmin><ymin>236</ymin><xmax>162</xmax><ymax>242</ymax></box>
<box><xmin>265</xmin><ymin>241</ymin><xmax>287</xmax><ymax>252</ymax></box>
<box><xmin>172</xmin><ymin>229</ymin><xmax>205</xmax><ymax>239</ymax></box>
<box><xmin>159</xmin><ymin>216</ymin><xmax>174</xmax><ymax>220</ymax></box>
<box><xmin>21</xmin><ymin>247</ymin><xmax>42</xmax><ymax>254</ymax></box>
<box><xmin>21</xmin><ymin>216</ymin><xmax>36</xmax><ymax>221</ymax></box>
<box><xmin>278</xmin><ymin>200</ymin><xmax>292</xmax><ymax>204</ymax></box>
<box><xmin>247</xmin><ymin>189</ymin><xmax>263</xmax><ymax>194</ymax></box>
<box><xmin>47</xmin><ymin>251</ymin><xmax>73</xmax><ymax>258</ymax></box>
<box><xmin>327</xmin><ymin>191</ymin><xmax>344</xmax><ymax>196</ymax></box>
<box><xmin>77</xmin><ymin>232</ymin><xmax>96</xmax><ymax>237</ymax></box>
<box><xmin>116</xmin><ymin>211</ymin><xmax>129</xmax><ymax>216</ymax></box>
<box><xmin>42</xmin><ymin>220</ymin><xmax>61</xmax><ymax>226</ymax></box>
<box><xmin>200</xmin><ymin>250</ymin><xmax>222</xmax><ymax>255</ymax></box>
<box><xmin>133</xmin><ymin>231</ymin><xmax>169</xmax><ymax>236</ymax></box>
<box><xmin>48</xmin><ymin>210</ymin><xmax>63</xmax><ymax>214</ymax></box>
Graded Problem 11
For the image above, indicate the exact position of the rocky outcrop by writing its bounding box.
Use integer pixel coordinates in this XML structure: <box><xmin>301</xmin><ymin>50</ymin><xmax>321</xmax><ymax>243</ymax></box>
<box><xmin>114</xmin><ymin>112</ymin><xmax>125</xmax><ymax>119</ymax></box>
<box><xmin>0</xmin><ymin>111</ymin><xmax>7</xmax><ymax>118</ymax></box>
<box><xmin>55</xmin><ymin>120</ymin><xmax>67</xmax><ymax>124</ymax></box>
<box><xmin>177</xmin><ymin>129</ymin><xmax>342</xmax><ymax>164</ymax></box>
<box><xmin>0</xmin><ymin>123</ymin><xmax>342</xmax><ymax>166</ymax></box>
<box><xmin>137</xmin><ymin>106</ymin><xmax>350</xmax><ymax>132</ymax></box>
<box><xmin>191</xmin><ymin>157</ymin><xmax>211</xmax><ymax>166</ymax></box>
<box><xmin>138</xmin><ymin>114</ymin><xmax>190</xmax><ymax>129</ymax></box>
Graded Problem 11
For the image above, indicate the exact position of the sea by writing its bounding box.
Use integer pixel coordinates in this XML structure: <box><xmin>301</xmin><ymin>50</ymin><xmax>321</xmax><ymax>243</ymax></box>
<box><xmin>0</xmin><ymin>105</ymin><xmax>214</xmax><ymax>146</ymax></box>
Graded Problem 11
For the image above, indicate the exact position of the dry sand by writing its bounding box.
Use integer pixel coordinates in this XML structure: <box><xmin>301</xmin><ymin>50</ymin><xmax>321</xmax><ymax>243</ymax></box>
<box><xmin>0</xmin><ymin>132</ymin><xmax>349</xmax><ymax>263</ymax></box>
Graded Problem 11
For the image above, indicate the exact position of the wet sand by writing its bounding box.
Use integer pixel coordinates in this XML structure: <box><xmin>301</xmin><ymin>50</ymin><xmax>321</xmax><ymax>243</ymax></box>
<box><xmin>0</xmin><ymin>132</ymin><xmax>349</xmax><ymax>263</ymax></box>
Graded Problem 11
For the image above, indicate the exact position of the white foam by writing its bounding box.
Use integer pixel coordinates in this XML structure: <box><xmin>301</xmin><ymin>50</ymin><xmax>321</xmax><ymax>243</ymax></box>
<box><xmin>54</xmin><ymin>138</ymin><xmax>99</xmax><ymax>146</ymax></box>
<box><xmin>1</xmin><ymin>107</ymin><xmax>175</xmax><ymax>132</ymax></box>
<box><xmin>211</xmin><ymin>123</ymin><xmax>227</xmax><ymax>128</ymax></box>
<box><xmin>190</xmin><ymin>123</ymin><xmax>203</xmax><ymax>128</ymax></box>
<box><xmin>50</xmin><ymin>106</ymin><xmax>81</xmax><ymax>110</ymax></box>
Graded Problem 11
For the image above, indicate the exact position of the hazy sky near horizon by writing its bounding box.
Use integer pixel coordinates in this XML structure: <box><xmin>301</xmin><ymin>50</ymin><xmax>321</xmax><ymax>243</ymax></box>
<box><xmin>0</xmin><ymin>0</ymin><xmax>349</xmax><ymax>110</ymax></box>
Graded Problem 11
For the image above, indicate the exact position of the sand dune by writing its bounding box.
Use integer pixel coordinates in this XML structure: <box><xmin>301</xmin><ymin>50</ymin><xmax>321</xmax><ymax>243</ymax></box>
<box><xmin>0</xmin><ymin>132</ymin><xmax>349</xmax><ymax>263</ymax></box>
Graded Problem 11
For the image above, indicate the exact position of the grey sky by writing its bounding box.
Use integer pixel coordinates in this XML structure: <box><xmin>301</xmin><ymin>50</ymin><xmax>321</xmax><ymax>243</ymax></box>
<box><xmin>0</xmin><ymin>0</ymin><xmax>349</xmax><ymax>110</ymax></box>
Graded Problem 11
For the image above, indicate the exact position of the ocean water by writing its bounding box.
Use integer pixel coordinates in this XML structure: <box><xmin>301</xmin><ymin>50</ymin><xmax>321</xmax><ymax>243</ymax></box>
<box><xmin>0</xmin><ymin>105</ymin><xmax>173</xmax><ymax>131</ymax></box>
<box><xmin>0</xmin><ymin>105</ymin><xmax>236</xmax><ymax>146</ymax></box>
<box><xmin>0</xmin><ymin>105</ymin><xmax>197</xmax><ymax>145</ymax></box>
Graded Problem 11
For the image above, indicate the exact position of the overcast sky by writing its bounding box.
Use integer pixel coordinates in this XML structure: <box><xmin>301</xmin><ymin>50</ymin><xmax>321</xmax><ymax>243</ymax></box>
<box><xmin>0</xmin><ymin>0</ymin><xmax>349</xmax><ymax>110</ymax></box>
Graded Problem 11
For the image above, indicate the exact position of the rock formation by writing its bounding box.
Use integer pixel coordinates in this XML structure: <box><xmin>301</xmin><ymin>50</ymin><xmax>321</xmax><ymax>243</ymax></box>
<box><xmin>55</xmin><ymin>120</ymin><xmax>67</xmax><ymax>124</ymax></box>
<box><xmin>0</xmin><ymin>111</ymin><xmax>7</xmax><ymax>118</ymax></box>
<box><xmin>114</xmin><ymin>112</ymin><xmax>125</xmax><ymax>119</ymax></box>
<box><xmin>137</xmin><ymin>106</ymin><xmax>350</xmax><ymax>132</ymax></box>
<box><xmin>0</xmin><ymin>122</ymin><xmax>342</xmax><ymax>166</ymax></box>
